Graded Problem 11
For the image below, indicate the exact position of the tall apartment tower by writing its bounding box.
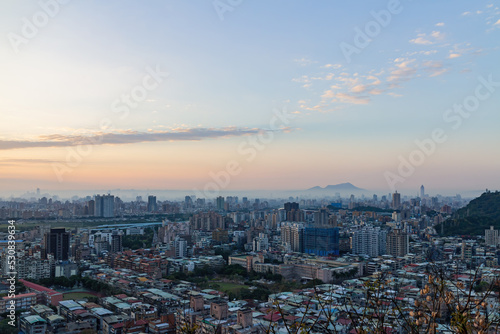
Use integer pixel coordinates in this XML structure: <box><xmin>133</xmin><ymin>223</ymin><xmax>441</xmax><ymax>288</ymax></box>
<box><xmin>281</xmin><ymin>222</ymin><xmax>304</xmax><ymax>253</ymax></box>
<box><xmin>175</xmin><ymin>236</ymin><xmax>188</xmax><ymax>258</ymax></box>
<box><xmin>184</xmin><ymin>196</ymin><xmax>193</xmax><ymax>208</ymax></box>
<box><xmin>485</xmin><ymin>226</ymin><xmax>500</xmax><ymax>246</ymax></box>
<box><xmin>216</xmin><ymin>196</ymin><xmax>225</xmax><ymax>211</ymax></box>
<box><xmin>95</xmin><ymin>194</ymin><xmax>114</xmax><ymax>218</ymax></box>
<box><xmin>284</xmin><ymin>202</ymin><xmax>302</xmax><ymax>222</ymax></box>
<box><xmin>147</xmin><ymin>195</ymin><xmax>157</xmax><ymax>212</ymax></box>
<box><xmin>87</xmin><ymin>200</ymin><xmax>95</xmax><ymax>216</ymax></box>
<box><xmin>110</xmin><ymin>231</ymin><xmax>123</xmax><ymax>253</ymax></box>
<box><xmin>392</xmin><ymin>191</ymin><xmax>401</xmax><ymax>210</ymax></box>
<box><xmin>386</xmin><ymin>228</ymin><xmax>409</xmax><ymax>257</ymax></box>
<box><xmin>352</xmin><ymin>226</ymin><xmax>387</xmax><ymax>257</ymax></box>
<box><xmin>44</xmin><ymin>228</ymin><xmax>70</xmax><ymax>260</ymax></box>
<box><xmin>314</xmin><ymin>208</ymin><xmax>330</xmax><ymax>226</ymax></box>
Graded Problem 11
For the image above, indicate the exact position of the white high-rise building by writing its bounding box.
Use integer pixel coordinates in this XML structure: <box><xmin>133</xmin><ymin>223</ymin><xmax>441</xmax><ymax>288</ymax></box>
<box><xmin>485</xmin><ymin>226</ymin><xmax>500</xmax><ymax>246</ymax></box>
<box><xmin>175</xmin><ymin>237</ymin><xmax>187</xmax><ymax>258</ymax></box>
<box><xmin>352</xmin><ymin>227</ymin><xmax>387</xmax><ymax>257</ymax></box>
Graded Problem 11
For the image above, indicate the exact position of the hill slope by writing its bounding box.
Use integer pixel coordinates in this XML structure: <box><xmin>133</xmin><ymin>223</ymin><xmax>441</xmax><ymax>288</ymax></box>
<box><xmin>437</xmin><ymin>191</ymin><xmax>500</xmax><ymax>236</ymax></box>
<box><xmin>306</xmin><ymin>182</ymin><xmax>365</xmax><ymax>192</ymax></box>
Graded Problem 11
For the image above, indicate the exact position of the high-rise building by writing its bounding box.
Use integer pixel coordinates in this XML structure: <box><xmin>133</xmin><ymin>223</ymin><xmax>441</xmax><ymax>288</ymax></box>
<box><xmin>284</xmin><ymin>202</ymin><xmax>302</xmax><ymax>222</ymax></box>
<box><xmin>110</xmin><ymin>231</ymin><xmax>123</xmax><ymax>253</ymax></box>
<box><xmin>44</xmin><ymin>228</ymin><xmax>70</xmax><ymax>261</ymax></box>
<box><xmin>147</xmin><ymin>195</ymin><xmax>157</xmax><ymax>212</ymax></box>
<box><xmin>420</xmin><ymin>185</ymin><xmax>425</xmax><ymax>199</ymax></box>
<box><xmin>87</xmin><ymin>200</ymin><xmax>95</xmax><ymax>216</ymax></box>
<box><xmin>386</xmin><ymin>228</ymin><xmax>409</xmax><ymax>257</ymax></box>
<box><xmin>303</xmin><ymin>227</ymin><xmax>339</xmax><ymax>256</ymax></box>
<box><xmin>95</xmin><ymin>194</ymin><xmax>114</xmax><ymax>218</ymax></box>
<box><xmin>95</xmin><ymin>196</ymin><xmax>102</xmax><ymax>217</ymax></box>
<box><xmin>314</xmin><ymin>208</ymin><xmax>330</xmax><ymax>226</ymax></box>
<box><xmin>281</xmin><ymin>222</ymin><xmax>304</xmax><ymax>253</ymax></box>
<box><xmin>485</xmin><ymin>226</ymin><xmax>500</xmax><ymax>246</ymax></box>
<box><xmin>216</xmin><ymin>196</ymin><xmax>225</xmax><ymax>211</ymax></box>
<box><xmin>103</xmin><ymin>195</ymin><xmax>114</xmax><ymax>217</ymax></box>
<box><xmin>461</xmin><ymin>240</ymin><xmax>473</xmax><ymax>261</ymax></box>
<box><xmin>190</xmin><ymin>212</ymin><xmax>225</xmax><ymax>231</ymax></box>
<box><xmin>184</xmin><ymin>196</ymin><xmax>193</xmax><ymax>208</ymax></box>
<box><xmin>352</xmin><ymin>227</ymin><xmax>387</xmax><ymax>257</ymax></box>
<box><xmin>93</xmin><ymin>234</ymin><xmax>109</xmax><ymax>254</ymax></box>
<box><xmin>175</xmin><ymin>237</ymin><xmax>187</xmax><ymax>258</ymax></box>
<box><xmin>284</xmin><ymin>202</ymin><xmax>299</xmax><ymax>212</ymax></box>
<box><xmin>392</xmin><ymin>191</ymin><xmax>401</xmax><ymax>210</ymax></box>
<box><xmin>252</xmin><ymin>233</ymin><xmax>269</xmax><ymax>252</ymax></box>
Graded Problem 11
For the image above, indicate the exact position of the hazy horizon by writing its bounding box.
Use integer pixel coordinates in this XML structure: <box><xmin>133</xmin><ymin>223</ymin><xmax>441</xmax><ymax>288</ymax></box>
<box><xmin>1</xmin><ymin>184</ymin><xmax>489</xmax><ymax>202</ymax></box>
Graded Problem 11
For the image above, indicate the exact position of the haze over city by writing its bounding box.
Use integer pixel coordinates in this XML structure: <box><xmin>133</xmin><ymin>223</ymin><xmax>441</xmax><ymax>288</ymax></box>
<box><xmin>1</xmin><ymin>1</ymin><xmax>499</xmax><ymax>196</ymax></box>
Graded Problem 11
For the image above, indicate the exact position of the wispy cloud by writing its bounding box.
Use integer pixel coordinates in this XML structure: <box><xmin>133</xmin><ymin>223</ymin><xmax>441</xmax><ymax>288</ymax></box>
<box><xmin>409</xmin><ymin>34</ymin><xmax>434</xmax><ymax>45</ymax></box>
<box><xmin>0</xmin><ymin>158</ymin><xmax>62</xmax><ymax>166</ymax></box>
<box><xmin>293</xmin><ymin>58</ymin><xmax>317</xmax><ymax>66</ymax></box>
<box><xmin>387</xmin><ymin>58</ymin><xmax>417</xmax><ymax>84</ymax></box>
<box><xmin>461</xmin><ymin>4</ymin><xmax>500</xmax><ymax>31</ymax></box>
<box><xmin>291</xmin><ymin>21</ymin><xmax>491</xmax><ymax>113</ymax></box>
<box><xmin>409</xmin><ymin>31</ymin><xmax>445</xmax><ymax>45</ymax></box>
<box><xmin>0</xmin><ymin>127</ymin><xmax>289</xmax><ymax>150</ymax></box>
<box><xmin>422</xmin><ymin>60</ymin><xmax>449</xmax><ymax>77</ymax></box>
<box><xmin>322</xmin><ymin>64</ymin><xmax>342</xmax><ymax>69</ymax></box>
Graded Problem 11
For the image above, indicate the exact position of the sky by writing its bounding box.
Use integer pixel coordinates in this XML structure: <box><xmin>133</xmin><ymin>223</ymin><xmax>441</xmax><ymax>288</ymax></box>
<box><xmin>0</xmin><ymin>0</ymin><xmax>499</xmax><ymax>197</ymax></box>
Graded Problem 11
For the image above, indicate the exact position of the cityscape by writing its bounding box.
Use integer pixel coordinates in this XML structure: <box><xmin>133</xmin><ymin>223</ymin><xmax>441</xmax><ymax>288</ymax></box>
<box><xmin>1</xmin><ymin>1</ymin><xmax>500</xmax><ymax>334</ymax></box>
<box><xmin>1</xmin><ymin>187</ymin><xmax>500</xmax><ymax>333</ymax></box>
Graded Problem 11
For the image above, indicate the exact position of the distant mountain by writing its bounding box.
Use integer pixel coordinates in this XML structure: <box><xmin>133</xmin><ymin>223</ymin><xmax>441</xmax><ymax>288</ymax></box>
<box><xmin>306</xmin><ymin>182</ymin><xmax>365</xmax><ymax>192</ymax></box>
<box><xmin>437</xmin><ymin>191</ymin><xmax>500</xmax><ymax>236</ymax></box>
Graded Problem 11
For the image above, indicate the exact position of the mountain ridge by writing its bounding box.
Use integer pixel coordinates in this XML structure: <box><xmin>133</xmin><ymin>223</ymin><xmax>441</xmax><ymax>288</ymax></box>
<box><xmin>306</xmin><ymin>182</ymin><xmax>365</xmax><ymax>191</ymax></box>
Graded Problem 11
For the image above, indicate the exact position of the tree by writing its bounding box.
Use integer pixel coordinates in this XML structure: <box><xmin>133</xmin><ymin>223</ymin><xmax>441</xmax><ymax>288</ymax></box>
<box><xmin>0</xmin><ymin>319</ymin><xmax>18</xmax><ymax>334</ymax></box>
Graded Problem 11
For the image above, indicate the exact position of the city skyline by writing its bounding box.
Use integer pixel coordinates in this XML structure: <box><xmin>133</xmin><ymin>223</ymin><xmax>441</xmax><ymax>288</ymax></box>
<box><xmin>0</xmin><ymin>183</ymin><xmax>478</xmax><ymax>202</ymax></box>
<box><xmin>1</xmin><ymin>1</ymin><xmax>500</xmax><ymax>195</ymax></box>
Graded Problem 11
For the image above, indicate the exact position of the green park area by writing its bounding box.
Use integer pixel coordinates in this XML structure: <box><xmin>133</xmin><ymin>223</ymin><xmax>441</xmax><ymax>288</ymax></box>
<box><xmin>63</xmin><ymin>292</ymin><xmax>98</xmax><ymax>301</ymax></box>
<box><xmin>209</xmin><ymin>282</ymin><xmax>249</xmax><ymax>294</ymax></box>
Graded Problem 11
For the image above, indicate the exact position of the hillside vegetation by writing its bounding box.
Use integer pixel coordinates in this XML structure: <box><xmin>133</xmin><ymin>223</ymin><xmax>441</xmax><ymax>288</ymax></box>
<box><xmin>438</xmin><ymin>191</ymin><xmax>500</xmax><ymax>236</ymax></box>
